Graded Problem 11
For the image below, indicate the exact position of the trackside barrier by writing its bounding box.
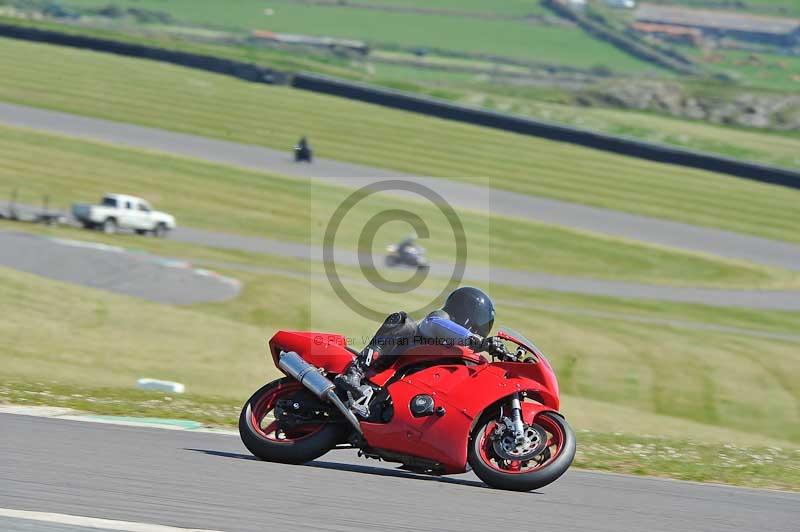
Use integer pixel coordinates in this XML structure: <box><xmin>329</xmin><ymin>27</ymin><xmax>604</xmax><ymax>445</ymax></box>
<box><xmin>0</xmin><ymin>22</ymin><xmax>288</xmax><ymax>84</ymax></box>
<box><xmin>1</xmin><ymin>22</ymin><xmax>797</xmax><ymax>190</ymax></box>
<box><xmin>291</xmin><ymin>72</ymin><xmax>800</xmax><ymax>191</ymax></box>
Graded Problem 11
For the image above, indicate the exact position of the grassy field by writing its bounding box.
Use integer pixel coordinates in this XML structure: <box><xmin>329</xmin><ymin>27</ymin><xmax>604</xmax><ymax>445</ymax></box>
<box><xmin>57</xmin><ymin>0</ymin><xmax>659</xmax><ymax>72</ymax></box>
<box><xmin>1</xmin><ymin>248</ymin><xmax>799</xmax><ymax>488</ymax></box>
<box><xmin>689</xmin><ymin>48</ymin><xmax>800</xmax><ymax>92</ymax></box>
<box><xmin>310</xmin><ymin>0</ymin><xmax>549</xmax><ymax>16</ymax></box>
<box><xmin>3</xmin><ymin>17</ymin><xmax>800</xmax><ymax>174</ymax></box>
<box><xmin>462</xmin><ymin>90</ymin><xmax>800</xmax><ymax>169</ymax></box>
<box><xmin>4</xmin><ymin>215</ymin><xmax>800</xmax><ymax>448</ymax></box>
<box><xmin>2</xmin><ymin>124</ymin><xmax>796</xmax><ymax>289</ymax></box>
<box><xmin>0</xmin><ymin>38</ymin><xmax>799</xmax><ymax>245</ymax></box>
<box><xmin>661</xmin><ymin>0</ymin><xmax>800</xmax><ymax>17</ymax></box>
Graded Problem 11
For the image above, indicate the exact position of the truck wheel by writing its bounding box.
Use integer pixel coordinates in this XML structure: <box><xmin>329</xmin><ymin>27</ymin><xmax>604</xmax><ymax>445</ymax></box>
<box><xmin>135</xmin><ymin>229</ymin><xmax>147</xmax><ymax>236</ymax></box>
<box><xmin>102</xmin><ymin>218</ymin><xmax>117</xmax><ymax>234</ymax></box>
<box><xmin>152</xmin><ymin>223</ymin><xmax>168</xmax><ymax>238</ymax></box>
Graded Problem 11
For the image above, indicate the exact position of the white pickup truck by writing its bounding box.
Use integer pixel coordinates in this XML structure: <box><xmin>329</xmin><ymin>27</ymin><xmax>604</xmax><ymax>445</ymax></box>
<box><xmin>72</xmin><ymin>194</ymin><xmax>176</xmax><ymax>237</ymax></box>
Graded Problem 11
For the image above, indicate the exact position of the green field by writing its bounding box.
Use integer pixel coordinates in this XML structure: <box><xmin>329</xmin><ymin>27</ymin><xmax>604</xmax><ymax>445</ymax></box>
<box><xmin>463</xmin><ymin>90</ymin><xmax>800</xmax><ymax>169</ymax></box>
<box><xmin>57</xmin><ymin>0</ymin><xmax>659</xmax><ymax>72</ymax></box>
<box><xmin>1</xmin><ymin>38</ymin><xmax>799</xmax><ymax>245</ymax></box>
<box><xmin>325</xmin><ymin>0</ymin><xmax>548</xmax><ymax>15</ymax></box>
<box><xmin>661</xmin><ymin>0</ymin><xmax>800</xmax><ymax>17</ymax></box>
<box><xmin>0</xmin><ymin>6</ymin><xmax>799</xmax><ymax>491</ymax></box>
<box><xmin>0</xmin><ymin>132</ymin><xmax>799</xmax><ymax>451</ymax></box>
<box><xmin>689</xmin><ymin>48</ymin><xmax>800</xmax><ymax>92</ymax></box>
<box><xmin>1</xmin><ymin>122</ymin><xmax>799</xmax><ymax>488</ymax></box>
<box><xmin>4</xmin><ymin>16</ymin><xmax>800</xmax><ymax>175</ymax></box>
<box><xmin>1</xmin><ymin>244</ymin><xmax>799</xmax><ymax>488</ymax></box>
<box><xmin>5</xmin><ymin>124</ymin><xmax>792</xmax><ymax>289</ymax></box>
<box><xmin>4</xmin><ymin>246</ymin><xmax>799</xmax><ymax>444</ymax></box>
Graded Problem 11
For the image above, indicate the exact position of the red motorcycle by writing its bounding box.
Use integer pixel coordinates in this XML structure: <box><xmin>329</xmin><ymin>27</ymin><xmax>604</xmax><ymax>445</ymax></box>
<box><xmin>239</xmin><ymin>327</ymin><xmax>575</xmax><ymax>491</ymax></box>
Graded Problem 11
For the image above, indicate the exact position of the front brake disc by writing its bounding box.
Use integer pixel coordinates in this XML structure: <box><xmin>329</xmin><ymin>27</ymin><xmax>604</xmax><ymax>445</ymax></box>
<box><xmin>492</xmin><ymin>423</ymin><xmax>548</xmax><ymax>461</ymax></box>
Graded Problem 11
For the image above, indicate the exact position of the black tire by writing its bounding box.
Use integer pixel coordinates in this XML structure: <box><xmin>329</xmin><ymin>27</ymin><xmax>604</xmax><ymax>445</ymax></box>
<box><xmin>102</xmin><ymin>218</ymin><xmax>117</xmax><ymax>234</ymax></box>
<box><xmin>468</xmin><ymin>411</ymin><xmax>575</xmax><ymax>492</ymax></box>
<box><xmin>152</xmin><ymin>223</ymin><xmax>168</xmax><ymax>238</ymax></box>
<box><xmin>239</xmin><ymin>378</ymin><xmax>347</xmax><ymax>464</ymax></box>
<box><xmin>135</xmin><ymin>229</ymin><xmax>147</xmax><ymax>236</ymax></box>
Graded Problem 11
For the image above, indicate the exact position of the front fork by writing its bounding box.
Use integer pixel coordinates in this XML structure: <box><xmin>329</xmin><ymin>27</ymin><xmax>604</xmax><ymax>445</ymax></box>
<box><xmin>509</xmin><ymin>393</ymin><xmax>527</xmax><ymax>444</ymax></box>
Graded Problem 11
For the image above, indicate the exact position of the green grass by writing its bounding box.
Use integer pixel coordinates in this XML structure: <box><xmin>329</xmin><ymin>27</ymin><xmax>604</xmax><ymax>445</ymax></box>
<box><xmin>318</xmin><ymin>0</ymin><xmax>549</xmax><ymax>16</ymax></box>
<box><xmin>3</xmin><ymin>123</ymin><xmax>797</xmax><ymax>289</ymax></box>
<box><xmin>57</xmin><ymin>0</ymin><xmax>657</xmax><ymax>72</ymax></box>
<box><xmin>463</xmin><ymin>89</ymin><xmax>800</xmax><ymax>169</ymax></box>
<box><xmin>573</xmin><ymin>430</ymin><xmax>800</xmax><ymax>491</ymax></box>
<box><xmin>12</xmin><ymin>219</ymin><xmax>800</xmax><ymax>337</ymax></box>
<box><xmin>3</xmin><ymin>257</ymin><xmax>800</xmax><ymax>445</ymax></box>
<box><xmin>1</xmin><ymin>250</ymin><xmax>799</xmax><ymax>489</ymax></box>
<box><xmin>659</xmin><ymin>0</ymin><xmax>800</xmax><ymax>17</ymax></box>
<box><xmin>0</xmin><ymin>38</ymin><xmax>799</xmax><ymax>245</ymax></box>
<box><xmin>4</xmin><ymin>16</ymin><xmax>800</xmax><ymax>174</ymax></box>
<box><xmin>697</xmin><ymin>49</ymin><xmax>800</xmax><ymax>92</ymax></box>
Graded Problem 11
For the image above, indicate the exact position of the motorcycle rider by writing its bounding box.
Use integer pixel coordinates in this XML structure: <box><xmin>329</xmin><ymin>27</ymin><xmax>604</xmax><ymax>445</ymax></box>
<box><xmin>336</xmin><ymin>287</ymin><xmax>508</xmax><ymax>411</ymax></box>
<box><xmin>294</xmin><ymin>135</ymin><xmax>312</xmax><ymax>162</ymax></box>
<box><xmin>396</xmin><ymin>235</ymin><xmax>418</xmax><ymax>258</ymax></box>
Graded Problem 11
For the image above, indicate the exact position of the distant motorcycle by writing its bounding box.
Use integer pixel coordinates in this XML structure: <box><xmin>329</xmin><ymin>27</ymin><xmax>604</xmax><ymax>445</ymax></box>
<box><xmin>238</xmin><ymin>327</ymin><xmax>576</xmax><ymax>491</ymax></box>
<box><xmin>385</xmin><ymin>243</ymin><xmax>429</xmax><ymax>269</ymax></box>
<box><xmin>294</xmin><ymin>138</ymin><xmax>313</xmax><ymax>163</ymax></box>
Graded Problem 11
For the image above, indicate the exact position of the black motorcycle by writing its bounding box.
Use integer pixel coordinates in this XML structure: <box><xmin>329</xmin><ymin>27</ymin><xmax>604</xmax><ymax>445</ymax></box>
<box><xmin>385</xmin><ymin>242</ymin><xmax>429</xmax><ymax>269</ymax></box>
<box><xmin>294</xmin><ymin>137</ymin><xmax>313</xmax><ymax>163</ymax></box>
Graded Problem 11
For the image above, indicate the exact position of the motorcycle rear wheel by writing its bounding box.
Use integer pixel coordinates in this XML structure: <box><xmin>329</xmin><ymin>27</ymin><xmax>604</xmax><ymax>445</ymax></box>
<box><xmin>239</xmin><ymin>378</ymin><xmax>347</xmax><ymax>464</ymax></box>
<box><xmin>468</xmin><ymin>411</ymin><xmax>575</xmax><ymax>492</ymax></box>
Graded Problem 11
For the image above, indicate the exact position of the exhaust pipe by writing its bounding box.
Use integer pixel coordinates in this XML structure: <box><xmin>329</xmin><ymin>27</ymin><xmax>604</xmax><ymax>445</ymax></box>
<box><xmin>278</xmin><ymin>351</ymin><xmax>363</xmax><ymax>435</ymax></box>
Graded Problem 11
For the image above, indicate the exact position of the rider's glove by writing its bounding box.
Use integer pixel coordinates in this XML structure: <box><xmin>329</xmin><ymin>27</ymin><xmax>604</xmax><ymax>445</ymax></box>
<box><xmin>479</xmin><ymin>336</ymin><xmax>508</xmax><ymax>358</ymax></box>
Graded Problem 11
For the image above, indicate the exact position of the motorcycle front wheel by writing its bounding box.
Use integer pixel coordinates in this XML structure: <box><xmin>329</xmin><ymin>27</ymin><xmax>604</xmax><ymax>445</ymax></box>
<box><xmin>239</xmin><ymin>378</ymin><xmax>346</xmax><ymax>464</ymax></box>
<box><xmin>468</xmin><ymin>411</ymin><xmax>575</xmax><ymax>492</ymax></box>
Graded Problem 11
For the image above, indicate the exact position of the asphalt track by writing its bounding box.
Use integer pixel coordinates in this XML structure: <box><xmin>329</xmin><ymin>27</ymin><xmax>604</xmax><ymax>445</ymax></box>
<box><xmin>3</xmin><ymin>220</ymin><xmax>800</xmax><ymax>310</ymax></box>
<box><xmin>0</xmin><ymin>231</ymin><xmax>239</xmax><ymax>304</ymax></box>
<box><xmin>1</xmin><ymin>414</ymin><xmax>797</xmax><ymax>532</ymax></box>
<box><xmin>172</xmin><ymin>227</ymin><xmax>800</xmax><ymax>310</ymax></box>
<box><xmin>4</xmin><ymin>102</ymin><xmax>800</xmax><ymax>308</ymax></box>
<box><xmin>2</xmin><ymin>102</ymin><xmax>800</xmax><ymax>272</ymax></box>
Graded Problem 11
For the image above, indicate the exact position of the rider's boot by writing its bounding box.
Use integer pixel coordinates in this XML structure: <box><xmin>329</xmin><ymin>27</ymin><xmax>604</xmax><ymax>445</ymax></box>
<box><xmin>335</xmin><ymin>361</ymin><xmax>373</xmax><ymax>417</ymax></box>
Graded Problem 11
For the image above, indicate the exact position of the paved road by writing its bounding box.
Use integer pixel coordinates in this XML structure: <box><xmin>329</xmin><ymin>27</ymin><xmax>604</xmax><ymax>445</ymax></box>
<box><xmin>0</xmin><ymin>231</ymin><xmax>239</xmax><ymax>304</ymax></box>
<box><xmin>173</xmin><ymin>227</ymin><xmax>800</xmax><ymax>310</ymax></box>
<box><xmin>3</xmin><ymin>219</ymin><xmax>800</xmax><ymax>310</ymax></box>
<box><xmin>3</xmin><ymin>102</ymin><xmax>800</xmax><ymax>271</ymax></box>
<box><xmin>0</xmin><ymin>414</ymin><xmax>797</xmax><ymax>532</ymax></box>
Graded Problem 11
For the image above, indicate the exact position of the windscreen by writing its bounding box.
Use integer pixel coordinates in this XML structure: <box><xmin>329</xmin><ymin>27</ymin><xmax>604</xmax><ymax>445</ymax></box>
<box><xmin>498</xmin><ymin>326</ymin><xmax>544</xmax><ymax>356</ymax></box>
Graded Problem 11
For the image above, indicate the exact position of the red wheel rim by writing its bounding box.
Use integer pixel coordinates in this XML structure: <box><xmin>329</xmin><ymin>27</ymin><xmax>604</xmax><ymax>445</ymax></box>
<box><xmin>249</xmin><ymin>381</ymin><xmax>326</xmax><ymax>442</ymax></box>
<box><xmin>478</xmin><ymin>414</ymin><xmax>565</xmax><ymax>475</ymax></box>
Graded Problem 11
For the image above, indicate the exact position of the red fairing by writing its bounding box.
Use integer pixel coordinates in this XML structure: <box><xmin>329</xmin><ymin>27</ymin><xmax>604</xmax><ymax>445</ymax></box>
<box><xmin>360</xmin><ymin>358</ymin><xmax>560</xmax><ymax>474</ymax></box>
<box><xmin>268</xmin><ymin>330</ymin><xmax>355</xmax><ymax>375</ymax></box>
<box><xmin>262</xmin><ymin>329</ymin><xmax>565</xmax><ymax>477</ymax></box>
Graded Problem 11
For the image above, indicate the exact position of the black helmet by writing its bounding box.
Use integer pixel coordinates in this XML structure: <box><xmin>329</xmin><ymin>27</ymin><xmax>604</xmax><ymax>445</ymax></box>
<box><xmin>442</xmin><ymin>286</ymin><xmax>495</xmax><ymax>337</ymax></box>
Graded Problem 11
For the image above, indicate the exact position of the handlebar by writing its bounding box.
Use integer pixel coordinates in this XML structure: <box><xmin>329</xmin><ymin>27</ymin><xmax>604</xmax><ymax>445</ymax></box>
<box><xmin>471</xmin><ymin>334</ymin><xmax>515</xmax><ymax>361</ymax></box>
